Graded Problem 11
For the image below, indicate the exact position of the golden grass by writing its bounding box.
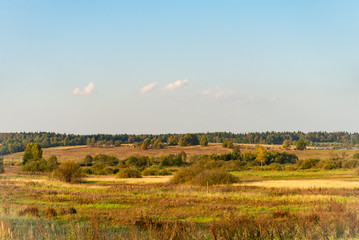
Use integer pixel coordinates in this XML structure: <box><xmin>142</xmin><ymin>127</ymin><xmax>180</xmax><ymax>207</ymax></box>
<box><xmin>3</xmin><ymin>143</ymin><xmax>232</xmax><ymax>164</ymax></box>
<box><xmin>240</xmin><ymin>179</ymin><xmax>359</xmax><ymax>189</ymax></box>
<box><xmin>84</xmin><ymin>175</ymin><xmax>172</xmax><ymax>184</ymax></box>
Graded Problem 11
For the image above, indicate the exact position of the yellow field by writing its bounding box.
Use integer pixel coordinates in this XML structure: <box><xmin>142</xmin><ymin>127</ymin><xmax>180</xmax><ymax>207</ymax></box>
<box><xmin>3</xmin><ymin>143</ymin><xmax>232</xmax><ymax>164</ymax></box>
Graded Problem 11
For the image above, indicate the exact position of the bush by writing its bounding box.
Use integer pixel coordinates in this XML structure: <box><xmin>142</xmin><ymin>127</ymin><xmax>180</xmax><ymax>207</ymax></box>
<box><xmin>171</xmin><ymin>165</ymin><xmax>238</xmax><ymax>186</ymax></box>
<box><xmin>93</xmin><ymin>154</ymin><xmax>119</xmax><ymax>166</ymax></box>
<box><xmin>353</xmin><ymin>152</ymin><xmax>359</xmax><ymax>159</ymax></box>
<box><xmin>297</xmin><ymin>158</ymin><xmax>320</xmax><ymax>170</ymax></box>
<box><xmin>117</xmin><ymin>168</ymin><xmax>142</xmax><ymax>178</ymax></box>
<box><xmin>222</xmin><ymin>140</ymin><xmax>234</xmax><ymax>149</ymax></box>
<box><xmin>83</xmin><ymin>155</ymin><xmax>94</xmax><ymax>166</ymax></box>
<box><xmin>18</xmin><ymin>206</ymin><xmax>39</xmax><ymax>217</ymax></box>
<box><xmin>44</xmin><ymin>207</ymin><xmax>57</xmax><ymax>218</ymax></box>
<box><xmin>0</xmin><ymin>157</ymin><xmax>4</xmax><ymax>174</ymax></box>
<box><xmin>160</xmin><ymin>151</ymin><xmax>187</xmax><ymax>167</ymax></box>
<box><xmin>191</xmin><ymin>170</ymin><xmax>239</xmax><ymax>186</ymax></box>
<box><xmin>142</xmin><ymin>166</ymin><xmax>171</xmax><ymax>176</ymax></box>
<box><xmin>54</xmin><ymin>160</ymin><xmax>82</xmax><ymax>183</ymax></box>
<box><xmin>342</xmin><ymin>159</ymin><xmax>359</xmax><ymax>169</ymax></box>
<box><xmin>124</xmin><ymin>155</ymin><xmax>150</xmax><ymax>168</ymax></box>
<box><xmin>171</xmin><ymin>167</ymin><xmax>201</xmax><ymax>184</ymax></box>
<box><xmin>318</xmin><ymin>160</ymin><xmax>339</xmax><ymax>170</ymax></box>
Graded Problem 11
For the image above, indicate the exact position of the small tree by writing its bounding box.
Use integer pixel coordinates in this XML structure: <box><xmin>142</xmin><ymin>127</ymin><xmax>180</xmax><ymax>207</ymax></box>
<box><xmin>282</xmin><ymin>140</ymin><xmax>292</xmax><ymax>150</ymax></box>
<box><xmin>0</xmin><ymin>157</ymin><xmax>4</xmax><ymax>174</ymax></box>
<box><xmin>178</xmin><ymin>137</ymin><xmax>187</xmax><ymax>147</ymax></box>
<box><xmin>256</xmin><ymin>145</ymin><xmax>268</xmax><ymax>166</ymax></box>
<box><xmin>141</xmin><ymin>141</ymin><xmax>148</xmax><ymax>150</ymax></box>
<box><xmin>54</xmin><ymin>160</ymin><xmax>82</xmax><ymax>183</ymax></box>
<box><xmin>23</xmin><ymin>143</ymin><xmax>34</xmax><ymax>165</ymax></box>
<box><xmin>32</xmin><ymin>143</ymin><xmax>43</xmax><ymax>160</ymax></box>
<box><xmin>200</xmin><ymin>136</ymin><xmax>209</xmax><ymax>147</ymax></box>
<box><xmin>296</xmin><ymin>138</ymin><xmax>306</xmax><ymax>150</ymax></box>
<box><xmin>167</xmin><ymin>136</ymin><xmax>179</xmax><ymax>146</ymax></box>
<box><xmin>83</xmin><ymin>155</ymin><xmax>94</xmax><ymax>166</ymax></box>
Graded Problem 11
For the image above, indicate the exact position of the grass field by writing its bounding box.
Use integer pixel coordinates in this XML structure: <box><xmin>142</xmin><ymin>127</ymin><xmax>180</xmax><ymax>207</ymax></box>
<box><xmin>2</xmin><ymin>144</ymin><xmax>233</xmax><ymax>164</ymax></box>
<box><xmin>3</xmin><ymin>145</ymin><xmax>359</xmax><ymax>239</ymax></box>
<box><xmin>3</xmin><ymin>143</ymin><xmax>357</xmax><ymax>165</ymax></box>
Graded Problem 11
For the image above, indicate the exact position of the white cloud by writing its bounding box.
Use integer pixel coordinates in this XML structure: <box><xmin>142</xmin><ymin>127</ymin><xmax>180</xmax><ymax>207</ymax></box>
<box><xmin>202</xmin><ymin>89</ymin><xmax>212</xmax><ymax>95</ymax></box>
<box><xmin>140</xmin><ymin>82</ymin><xmax>157</xmax><ymax>94</ymax></box>
<box><xmin>163</xmin><ymin>79</ymin><xmax>189</xmax><ymax>91</ymax></box>
<box><xmin>73</xmin><ymin>82</ymin><xmax>95</xmax><ymax>95</ymax></box>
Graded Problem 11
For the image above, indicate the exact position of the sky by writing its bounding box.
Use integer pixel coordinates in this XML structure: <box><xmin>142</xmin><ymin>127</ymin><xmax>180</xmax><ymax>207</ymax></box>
<box><xmin>1</xmin><ymin>0</ymin><xmax>359</xmax><ymax>134</ymax></box>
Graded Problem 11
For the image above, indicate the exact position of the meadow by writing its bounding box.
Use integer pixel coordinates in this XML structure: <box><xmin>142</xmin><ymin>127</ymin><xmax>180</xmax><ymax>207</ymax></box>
<box><xmin>2</xmin><ymin>144</ymin><xmax>359</xmax><ymax>239</ymax></box>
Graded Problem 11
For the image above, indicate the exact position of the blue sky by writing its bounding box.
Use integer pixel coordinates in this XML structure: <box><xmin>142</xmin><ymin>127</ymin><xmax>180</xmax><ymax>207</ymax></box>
<box><xmin>1</xmin><ymin>1</ymin><xmax>359</xmax><ymax>134</ymax></box>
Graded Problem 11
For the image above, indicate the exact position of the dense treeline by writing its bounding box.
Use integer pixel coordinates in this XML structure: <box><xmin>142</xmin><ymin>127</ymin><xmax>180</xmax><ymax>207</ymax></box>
<box><xmin>1</xmin><ymin>131</ymin><xmax>359</xmax><ymax>155</ymax></box>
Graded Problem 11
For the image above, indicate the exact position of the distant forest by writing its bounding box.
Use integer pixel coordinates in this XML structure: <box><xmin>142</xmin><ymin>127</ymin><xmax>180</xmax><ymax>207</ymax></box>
<box><xmin>1</xmin><ymin>131</ymin><xmax>359</xmax><ymax>155</ymax></box>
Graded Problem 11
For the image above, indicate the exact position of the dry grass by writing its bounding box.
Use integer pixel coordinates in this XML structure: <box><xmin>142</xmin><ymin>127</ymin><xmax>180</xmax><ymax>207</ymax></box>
<box><xmin>84</xmin><ymin>175</ymin><xmax>172</xmax><ymax>184</ymax></box>
<box><xmin>4</xmin><ymin>143</ymin><xmax>358</xmax><ymax>165</ymax></box>
<box><xmin>240</xmin><ymin>179</ymin><xmax>359</xmax><ymax>189</ymax></box>
<box><xmin>3</xmin><ymin>144</ymin><xmax>232</xmax><ymax>164</ymax></box>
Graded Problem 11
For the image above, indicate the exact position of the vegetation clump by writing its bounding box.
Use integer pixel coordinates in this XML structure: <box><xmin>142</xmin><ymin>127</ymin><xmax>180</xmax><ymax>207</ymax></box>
<box><xmin>222</xmin><ymin>140</ymin><xmax>234</xmax><ymax>149</ymax></box>
<box><xmin>296</xmin><ymin>138</ymin><xmax>306</xmax><ymax>150</ymax></box>
<box><xmin>117</xmin><ymin>168</ymin><xmax>142</xmax><ymax>178</ymax></box>
<box><xmin>54</xmin><ymin>160</ymin><xmax>82</xmax><ymax>183</ymax></box>
<box><xmin>171</xmin><ymin>162</ymin><xmax>238</xmax><ymax>186</ymax></box>
<box><xmin>142</xmin><ymin>165</ymin><xmax>171</xmax><ymax>176</ymax></box>
<box><xmin>178</xmin><ymin>134</ymin><xmax>200</xmax><ymax>147</ymax></box>
<box><xmin>297</xmin><ymin>158</ymin><xmax>320</xmax><ymax>170</ymax></box>
<box><xmin>0</xmin><ymin>157</ymin><xmax>4</xmax><ymax>173</ymax></box>
<box><xmin>200</xmin><ymin>136</ymin><xmax>209</xmax><ymax>147</ymax></box>
<box><xmin>21</xmin><ymin>143</ymin><xmax>59</xmax><ymax>172</ymax></box>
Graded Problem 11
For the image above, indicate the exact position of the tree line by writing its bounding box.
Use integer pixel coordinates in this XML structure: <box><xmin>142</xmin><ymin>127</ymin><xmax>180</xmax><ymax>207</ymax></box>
<box><xmin>1</xmin><ymin>131</ymin><xmax>359</xmax><ymax>155</ymax></box>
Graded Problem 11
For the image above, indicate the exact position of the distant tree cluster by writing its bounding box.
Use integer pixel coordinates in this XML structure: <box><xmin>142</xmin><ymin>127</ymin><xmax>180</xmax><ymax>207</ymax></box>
<box><xmin>21</xmin><ymin>143</ymin><xmax>59</xmax><ymax>172</ymax></box>
<box><xmin>222</xmin><ymin>140</ymin><xmax>234</xmax><ymax>149</ymax></box>
<box><xmin>178</xmin><ymin>134</ymin><xmax>200</xmax><ymax>147</ymax></box>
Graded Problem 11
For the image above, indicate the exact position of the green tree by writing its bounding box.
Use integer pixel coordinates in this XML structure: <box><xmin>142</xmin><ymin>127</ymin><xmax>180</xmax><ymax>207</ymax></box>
<box><xmin>23</xmin><ymin>143</ymin><xmax>34</xmax><ymax>165</ymax></box>
<box><xmin>47</xmin><ymin>155</ymin><xmax>59</xmax><ymax>170</ymax></box>
<box><xmin>167</xmin><ymin>136</ymin><xmax>179</xmax><ymax>146</ymax></box>
<box><xmin>153</xmin><ymin>137</ymin><xmax>163</xmax><ymax>149</ymax></box>
<box><xmin>84</xmin><ymin>155</ymin><xmax>94</xmax><ymax>166</ymax></box>
<box><xmin>296</xmin><ymin>138</ymin><xmax>306</xmax><ymax>150</ymax></box>
<box><xmin>0</xmin><ymin>157</ymin><xmax>4</xmax><ymax>174</ymax></box>
<box><xmin>282</xmin><ymin>140</ymin><xmax>292</xmax><ymax>150</ymax></box>
<box><xmin>31</xmin><ymin>143</ymin><xmax>43</xmax><ymax>160</ymax></box>
<box><xmin>141</xmin><ymin>139</ymin><xmax>150</xmax><ymax>150</ymax></box>
<box><xmin>178</xmin><ymin>137</ymin><xmax>187</xmax><ymax>147</ymax></box>
<box><xmin>256</xmin><ymin>145</ymin><xmax>268</xmax><ymax>166</ymax></box>
<box><xmin>200</xmin><ymin>136</ymin><xmax>209</xmax><ymax>147</ymax></box>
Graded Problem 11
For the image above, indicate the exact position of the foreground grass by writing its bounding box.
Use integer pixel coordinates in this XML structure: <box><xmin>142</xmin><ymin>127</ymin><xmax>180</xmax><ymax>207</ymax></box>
<box><xmin>3</xmin><ymin>168</ymin><xmax>359</xmax><ymax>239</ymax></box>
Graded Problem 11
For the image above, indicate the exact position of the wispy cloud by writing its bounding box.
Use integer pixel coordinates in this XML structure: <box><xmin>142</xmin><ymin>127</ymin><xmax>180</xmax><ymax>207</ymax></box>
<box><xmin>140</xmin><ymin>82</ymin><xmax>157</xmax><ymax>94</ymax></box>
<box><xmin>73</xmin><ymin>82</ymin><xmax>95</xmax><ymax>95</ymax></box>
<box><xmin>163</xmin><ymin>79</ymin><xmax>189</xmax><ymax>91</ymax></box>
<box><xmin>203</xmin><ymin>87</ymin><xmax>276</xmax><ymax>106</ymax></box>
